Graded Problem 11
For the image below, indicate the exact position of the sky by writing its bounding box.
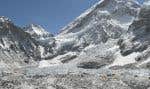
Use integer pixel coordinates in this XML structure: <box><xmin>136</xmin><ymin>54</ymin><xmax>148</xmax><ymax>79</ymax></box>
<box><xmin>0</xmin><ymin>0</ymin><xmax>144</xmax><ymax>34</ymax></box>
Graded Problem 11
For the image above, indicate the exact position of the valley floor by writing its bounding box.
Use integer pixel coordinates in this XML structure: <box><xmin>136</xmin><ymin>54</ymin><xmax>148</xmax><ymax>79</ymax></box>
<box><xmin>0</xmin><ymin>66</ymin><xmax>150</xmax><ymax>89</ymax></box>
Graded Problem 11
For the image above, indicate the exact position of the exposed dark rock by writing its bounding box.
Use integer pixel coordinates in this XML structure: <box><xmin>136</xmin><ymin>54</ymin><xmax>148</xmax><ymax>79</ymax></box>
<box><xmin>77</xmin><ymin>61</ymin><xmax>106</xmax><ymax>69</ymax></box>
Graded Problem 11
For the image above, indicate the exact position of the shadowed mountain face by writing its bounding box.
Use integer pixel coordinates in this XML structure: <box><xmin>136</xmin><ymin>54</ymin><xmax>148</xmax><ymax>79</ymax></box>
<box><xmin>0</xmin><ymin>17</ymin><xmax>40</xmax><ymax>70</ymax></box>
<box><xmin>1</xmin><ymin>0</ymin><xmax>150</xmax><ymax>89</ymax></box>
<box><xmin>118</xmin><ymin>1</ymin><xmax>150</xmax><ymax>67</ymax></box>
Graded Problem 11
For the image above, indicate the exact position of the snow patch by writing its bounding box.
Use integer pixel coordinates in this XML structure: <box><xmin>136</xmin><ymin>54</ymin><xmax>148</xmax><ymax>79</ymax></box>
<box><xmin>0</xmin><ymin>61</ymin><xmax>8</xmax><ymax>69</ymax></box>
<box><xmin>39</xmin><ymin>60</ymin><xmax>61</xmax><ymax>68</ymax></box>
<box><xmin>138</xmin><ymin>57</ymin><xmax>150</xmax><ymax>66</ymax></box>
<box><xmin>111</xmin><ymin>15</ymin><xmax>135</xmax><ymax>29</ymax></box>
<box><xmin>38</xmin><ymin>46</ymin><xmax>45</xmax><ymax>58</ymax></box>
<box><xmin>113</xmin><ymin>15</ymin><xmax>134</xmax><ymax>25</ymax></box>
<box><xmin>53</xmin><ymin>52</ymin><xmax>77</xmax><ymax>61</ymax></box>
<box><xmin>110</xmin><ymin>52</ymin><xmax>140</xmax><ymax>66</ymax></box>
<box><xmin>38</xmin><ymin>51</ymin><xmax>77</xmax><ymax>68</ymax></box>
<box><xmin>84</xmin><ymin>44</ymin><xmax>96</xmax><ymax>51</ymax></box>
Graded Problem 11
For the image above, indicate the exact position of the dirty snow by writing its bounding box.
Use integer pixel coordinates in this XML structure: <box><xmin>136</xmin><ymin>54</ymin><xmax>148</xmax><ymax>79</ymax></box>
<box><xmin>109</xmin><ymin>52</ymin><xmax>140</xmax><ymax>67</ymax></box>
<box><xmin>39</xmin><ymin>60</ymin><xmax>62</xmax><ymax>68</ymax></box>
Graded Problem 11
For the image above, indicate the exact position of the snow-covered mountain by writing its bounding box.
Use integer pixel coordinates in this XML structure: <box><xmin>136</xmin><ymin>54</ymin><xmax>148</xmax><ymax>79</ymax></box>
<box><xmin>53</xmin><ymin>0</ymin><xmax>141</xmax><ymax>69</ymax></box>
<box><xmin>0</xmin><ymin>0</ymin><xmax>145</xmax><ymax>72</ymax></box>
<box><xmin>55</xmin><ymin>0</ymin><xmax>140</xmax><ymax>55</ymax></box>
<box><xmin>0</xmin><ymin>0</ymin><xmax>142</xmax><ymax>69</ymax></box>
<box><xmin>24</xmin><ymin>24</ymin><xmax>53</xmax><ymax>40</ymax></box>
<box><xmin>0</xmin><ymin>16</ymin><xmax>11</xmax><ymax>23</ymax></box>
<box><xmin>24</xmin><ymin>24</ymin><xmax>58</xmax><ymax>59</ymax></box>
<box><xmin>1</xmin><ymin>0</ymin><xmax>150</xmax><ymax>89</ymax></box>
<box><xmin>0</xmin><ymin>16</ymin><xmax>40</xmax><ymax>70</ymax></box>
<box><xmin>60</xmin><ymin>0</ymin><xmax>140</xmax><ymax>35</ymax></box>
<box><xmin>118</xmin><ymin>0</ymin><xmax>150</xmax><ymax>68</ymax></box>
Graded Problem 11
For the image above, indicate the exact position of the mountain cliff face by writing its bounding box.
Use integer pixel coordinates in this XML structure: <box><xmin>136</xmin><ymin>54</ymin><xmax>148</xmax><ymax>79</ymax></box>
<box><xmin>24</xmin><ymin>24</ymin><xmax>53</xmax><ymax>40</ymax></box>
<box><xmin>60</xmin><ymin>0</ymin><xmax>140</xmax><ymax>34</ymax></box>
<box><xmin>54</xmin><ymin>0</ymin><xmax>141</xmax><ymax>68</ymax></box>
<box><xmin>118</xmin><ymin>0</ymin><xmax>150</xmax><ymax>68</ymax></box>
<box><xmin>0</xmin><ymin>17</ymin><xmax>39</xmax><ymax>70</ymax></box>
<box><xmin>54</xmin><ymin>0</ymin><xmax>140</xmax><ymax>57</ymax></box>
<box><xmin>24</xmin><ymin>24</ymin><xmax>56</xmax><ymax>59</ymax></box>
<box><xmin>1</xmin><ymin>0</ymin><xmax>150</xmax><ymax>89</ymax></box>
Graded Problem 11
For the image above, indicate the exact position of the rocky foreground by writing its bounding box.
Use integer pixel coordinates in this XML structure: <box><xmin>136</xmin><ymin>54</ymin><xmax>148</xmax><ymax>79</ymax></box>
<box><xmin>0</xmin><ymin>68</ymin><xmax>150</xmax><ymax>89</ymax></box>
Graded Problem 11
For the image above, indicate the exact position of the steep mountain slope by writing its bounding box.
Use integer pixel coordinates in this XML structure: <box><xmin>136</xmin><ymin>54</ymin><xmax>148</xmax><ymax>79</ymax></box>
<box><xmin>53</xmin><ymin>0</ymin><xmax>141</xmax><ymax>69</ymax></box>
<box><xmin>0</xmin><ymin>17</ymin><xmax>56</xmax><ymax>71</ymax></box>
<box><xmin>55</xmin><ymin>0</ymin><xmax>140</xmax><ymax>55</ymax></box>
<box><xmin>24</xmin><ymin>24</ymin><xmax>56</xmax><ymax>59</ymax></box>
<box><xmin>60</xmin><ymin>0</ymin><xmax>140</xmax><ymax>34</ymax></box>
<box><xmin>118</xmin><ymin>0</ymin><xmax>150</xmax><ymax>68</ymax></box>
<box><xmin>0</xmin><ymin>0</ymin><xmax>145</xmax><ymax>73</ymax></box>
<box><xmin>0</xmin><ymin>17</ymin><xmax>40</xmax><ymax>70</ymax></box>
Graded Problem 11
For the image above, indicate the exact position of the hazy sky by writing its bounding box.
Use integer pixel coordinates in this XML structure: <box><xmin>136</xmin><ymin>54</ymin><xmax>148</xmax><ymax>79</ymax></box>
<box><xmin>0</xmin><ymin>0</ymin><xmax>144</xmax><ymax>34</ymax></box>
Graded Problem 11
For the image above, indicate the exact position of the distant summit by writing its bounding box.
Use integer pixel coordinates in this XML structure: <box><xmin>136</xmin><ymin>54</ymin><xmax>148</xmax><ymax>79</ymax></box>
<box><xmin>24</xmin><ymin>24</ymin><xmax>53</xmax><ymax>38</ymax></box>
<box><xmin>0</xmin><ymin>16</ymin><xmax>11</xmax><ymax>23</ymax></box>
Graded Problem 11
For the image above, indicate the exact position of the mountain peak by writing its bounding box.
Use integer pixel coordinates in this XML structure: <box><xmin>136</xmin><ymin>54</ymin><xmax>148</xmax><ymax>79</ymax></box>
<box><xmin>60</xmin><ymin>0</ymin><xmax>140</xmax><ymax>35</ymax></box>
<box><xmin>24</xmin><ymin>24</ymin><xmax>52</xmax><ymax>37</ymax></box>
<box><xmin>0</xmin><ymin>16</ymin><xmax>11</xmax><ymax>23</ymax></box>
